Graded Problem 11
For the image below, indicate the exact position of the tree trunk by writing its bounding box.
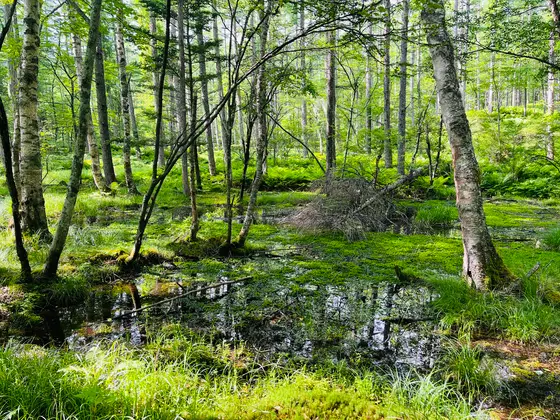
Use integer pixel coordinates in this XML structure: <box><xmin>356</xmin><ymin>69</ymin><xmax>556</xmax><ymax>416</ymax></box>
<box><xmin>95</xmin><ymin>36</ymin><xmax>117</xmax><ymax>184</ymax></box>
<box><xmin>365</xmin><ymin>25</ymin><xmax>373</xmax><ymax>155</ymax></box>
<box><xmin>4</xmin><ymin>5</ymin><xmax>21</xmax><ymax>197</ymax></box>
<box><xmin>0</xmin><ymin>1</ymin><xmax>31</xmax><ymax>281</ymax></box>
<box><xmin>196</xmin><ymin>23</ymin><xmax>217</xmax><ymax>176</ymax></box>
<box><xmin>44</xmin><ymin>0</ymin><xmax>103</xmax><ymax>277</ymax></box>
<box><xmin>421</xmin><ymin>0</ymin><xmax>513</xmax><ymax>290</ymax></box>
<box><xmin>236</xmin><ymin>0</ymin><xmax>272</xmax><ymax>247</ymax></box>
<box><xmin>212</xmin><ymin>1</ymin><xmax>227</xmax><ymax>153</ymax></box>
<box><xmin>128</xmin><ymin>80</ymin><xmax>141</xmax><ymax>157</ymax></box>
<box><xmin>115</xmin><ymin>21</ymin><xmax>139</xmax><ymax>194</ymax></box>
<box><xmin>71</xmin><ymin>30</ymin><xmax>108</xmax><ymax>192</ymax></box>
<box><xmin>383</xmin><ymin>0</ymin><xmax>392</xmax><ymax>168</ymax></box>
<box><xmin>150</xmin><ymin>14</ymin><xmax>165</xmax><ymax>169</ymax></box>
<box><xmin>326</xmin><ymin>30</ymin><xmax>336</xmax><ymax>177</ymax></box>
<box><xmin>397</xmin><ymin>0</ymin><xmax>409</xmax><ymax>175</ymax></box>
<box><xmin>300</xmin><ymin>3</ymin><xmax>308</xmax><ymax>158</ymax></box>
<box><xmin>177</xmin><ymin>0</ymin><xmax>189</xmax><ymax>196</ymax></box>
<box><xmin>19</xmin><ymin>0</ymin><xmax>51</xmax><ymax>241</ymax></box>
<box><xmin>547</xmin><ymin>30</ymin><xmax>555</xmax><ymax>160</ymax></box>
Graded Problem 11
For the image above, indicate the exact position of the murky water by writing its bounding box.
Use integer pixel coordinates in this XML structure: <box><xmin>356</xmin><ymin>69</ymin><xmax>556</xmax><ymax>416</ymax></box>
<box><xmin>53</xmin><ymin>261</ymin><xmax>439</xmax><ymax>371</ymax></box>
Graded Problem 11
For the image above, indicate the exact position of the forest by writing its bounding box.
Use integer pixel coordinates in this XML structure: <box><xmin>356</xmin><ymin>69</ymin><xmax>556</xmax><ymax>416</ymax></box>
<box><xmin>0</xmin><ymin>0</ymin><xmax>560</xmax><ymax>417</ymax></box>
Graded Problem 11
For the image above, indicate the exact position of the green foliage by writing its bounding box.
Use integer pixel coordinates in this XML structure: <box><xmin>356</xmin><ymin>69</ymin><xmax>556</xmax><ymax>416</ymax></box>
<box><xmin>431</xmin><ymin>276</ymin><xmax>560</xmax><ymax>343</ymax></box>
<box><xmin>414</xmin><ymin>202</ymin><xmax>458</xmax><ymax>229</ymax></box>
<box><xmin>439</xmin><ymin>339</ymin><xmax>498</xmax><ymax>399</ymax></box>
<box><xmin>542</xmin><ymin>227</ymin><xmax>560</xmax><ymax>252</ymax></box>
<box><xmin>0</xmin><ymin>335</ymin><xmax>485</xmax><ymax>420</ymax></box>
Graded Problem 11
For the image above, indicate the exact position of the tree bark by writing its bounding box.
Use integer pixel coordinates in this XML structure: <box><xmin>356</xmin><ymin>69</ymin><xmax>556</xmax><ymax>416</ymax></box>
<box><xmin>397</xmin><ymin>0</ymin><xmax>409</xmax><ymax>175</ymax></box>
<box><xmin>196</xmin><ymin>22</ymin><xmax>217</xmax><ymax>176</ymax></box>
<box><xmin>115</xmin><ymin>21</ymin><xmax>139</xmax><ymax>194</ymax></box>
<box><xmin>19</xmin><ymin>0</ymin><xmax>51</xmax><ymax>241</ymax></box>
<box><xmin>71</xmin><ymin>30</ymin><xmax>108</xmax><ymax>192</ymax></box>
<box><xmin>422</xmin><ymin>0</ymin><xmax>513</xmax><ymax>290</ymax></box>
<box><xmin>44</xmin><ymin>0</ymin><xmax>103</xmax><ymax>277</ymax></box>
<box><xmin>95</xmin><ymin>36</ymin><xmax>117</xmax><ymax>184</ymax></box>
<box><xmin>383</xmin><ymin>0</ymin><xmax>392</xmax><ymax>168</ymax></box>
<box><xmin>326</xmin><ymin>30</ymin><xmax>336</xmax><ymax>177</ymax></box>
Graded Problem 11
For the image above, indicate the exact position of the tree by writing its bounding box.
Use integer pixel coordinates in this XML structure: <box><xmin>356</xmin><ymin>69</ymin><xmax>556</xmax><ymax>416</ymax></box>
<box><xmin>19</xmin><ymin>0</ymin><xmax>51</xmax><ymax>241</ymax></box>
<box><xmin>44</xmin><ymin>0</ymin><xmax>103</xmax><ymax>277</ymax></box>
<box><xmin>397</xmin><ymin>0</ymin><xmax>409</xmax><ymax>175</ymax></box>
<box><xmin>71</xmin><ymin>25</ymin><xmax>108</xmax><ymax>192</ymax></box>
<box><xmin>383</xmin><ymin>0</ymin><xmax>392</xmax><ymax>168</ymax></box>
<box><xmin>195</xmin><ymin>8</ymin><xmax>217</xmax><ymax>176</ymax></box>
<box><xmin>325</xmin><ymin>29</ymin><xmax>336</xmax><ymax>177</ymax></box>
<box><xmin>236</xmin><ymin>0</ymin><xmax>273</xmax><ymax>247</ymax></box>
<box><xmin>421</xmin><ymin>0</ymin><xmax>513</xmax><ymax>290</ymax></box>
<box><xmin>95</xmin><ymin>35</ymin><xmax>117</xmax><ymax>184</ymax></box>
<box><xmin>0</xmin><ymin>0</ymin><xmax>32</xmax><ymax>282</ymax></box>
<box><xmin>115</xmin><ymin>20</ymin><xmax>139</xmax><ymax>195</ymax></box>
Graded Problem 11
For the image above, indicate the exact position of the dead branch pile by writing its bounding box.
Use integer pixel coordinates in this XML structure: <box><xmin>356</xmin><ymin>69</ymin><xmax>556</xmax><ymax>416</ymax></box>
<box><xmin>285</xmin><ymin>169</ymin><xmax>424</xmax><ymax>240</ymax></box>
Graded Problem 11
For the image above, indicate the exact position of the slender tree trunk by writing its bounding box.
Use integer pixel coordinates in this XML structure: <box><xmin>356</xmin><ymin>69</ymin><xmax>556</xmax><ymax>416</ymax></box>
<box><xmin>0</xmin><ymin>1</ymin><xmax>31</xmax><ymax>280</ymax></box>
<box><xmin>19</xmin><ymin>0</ymin><xmax>51</xmax><ymax>241</ymax></box>
<box><xmin>150</xmin><ymin>14</ymin><xmax>165</xmax><ymax>169</ymax></box>
<box><xmin>177</xmin><ymin>0</ymin><xmax>189</xmax><ymax>195</ymax></box>
<box><xmin>549</xmin><ymin>0</ymin><xmax>560</xmax><ymax>38</ymax></box>
<box><xmin>547</xmin><ymin>30</ymin><xmax>555</xmax><ymax>160</ymax></box>
<box><xmin>128</xmin><ymin>80</ymin><xmax>141</xmax><ymax>157</ymax></box>
<box><xmin>326</xmin><ymin>30</ymin><xmax>337</xmax><ymax>177</ymax></box>
<box><xmin>397</xmin><ymin>0</ymin><xmax>409</xmax><ymax>175</ymax></box>
<box><xmin>44</xmin><ymin>0</ymin><xmax>103</xmax><ymax>277</ymax></box>
<box><xmin>212</xmin><ymin>1</ymin><xmax>226</xmax><ymax>153</ymax></box>
<box><xmin>422</xmin><ymin>0</ymin><xmax>513</xmax><ymax>290</ymax></box>
<box><xmin>487</xmin><ymin>52</ymin><xmax>495</xmax><ymax>113</ymax></box>
<box><xmin>300</xmin><ymin>3</ymin><xmax>308</xmax><ymax>158</ymax></box>
<box><xmin>188</xmin><ymin>96</ymin><xmax>199</xmax><ymax>241</ymax></box>
<box><xmin>383</xmin><ymin>0</ymin><xmax>392</xmax><ymax>168</ymax></box>
<box><xmin>5</xmin><ymin>5</ymin><xmax>21</xmax><ymax>197</ymax></box>
<box><xmin>71</xmin><ymin>30</ymin><xmax>108</xmax><ymax>192</ymax></box>
<box><xmin>95</xmin><ymin>36</ymin><xmax>117</xmax><ymax>184</ymax></box>
<box><xmin>236</xmin><ymin>0</ymin><xmax>272</xmax><ymax>247</ymax></box>
<box><xmin>196</xmin><ymin>23</ymin><xmax>217</xmax><ymax>176</ymax></box>
<box><xmin>115</xmin><ymin>21</ymin><xmax>139</xmax><ymax>194</ymax></box>
<box><xmin>365</xmin><ymin>25</ymin><xmax>373</xmax><ymax>155</ymax></box>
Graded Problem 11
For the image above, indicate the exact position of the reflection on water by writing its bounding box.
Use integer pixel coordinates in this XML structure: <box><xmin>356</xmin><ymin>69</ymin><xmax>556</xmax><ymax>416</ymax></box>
<box><xmin>57</xmin><ymin>268</ymin><xmax>439</xmax><ymax>371</ymax></box>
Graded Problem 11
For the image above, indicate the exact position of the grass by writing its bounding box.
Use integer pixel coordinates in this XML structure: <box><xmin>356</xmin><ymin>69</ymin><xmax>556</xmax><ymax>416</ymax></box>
<box><xmin>414</xmin><ymin>202</ymin><xmax>458</xmax><ymax>229</ymax></box>
<box><xmin>542</xmin><ymin>226</ymin><xmax>560</xmax><ymax>251</ymax></box>
<box><xmin>0</xmin><ymin>332</ymin><xmax>485</xmax><ymax>420</ymax></box>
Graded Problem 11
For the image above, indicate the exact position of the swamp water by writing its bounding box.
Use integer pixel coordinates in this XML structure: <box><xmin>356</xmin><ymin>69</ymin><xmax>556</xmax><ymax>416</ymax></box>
<box><xmin>49</xmin><ymin>258</ymin><xmax>440</xmax><ymax>371</ymax></box>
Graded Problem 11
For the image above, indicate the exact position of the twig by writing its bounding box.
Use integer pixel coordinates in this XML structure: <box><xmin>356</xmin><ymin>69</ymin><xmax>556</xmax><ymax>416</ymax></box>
<box><xmin>112</xmin><ymin>277</ymin><xmax>253</xmax><ymax>319</ymax></box>
<box><xmin>524</xmin><ymin>262</ymin><xmax>541</xmax><ymax>279</ymax></box>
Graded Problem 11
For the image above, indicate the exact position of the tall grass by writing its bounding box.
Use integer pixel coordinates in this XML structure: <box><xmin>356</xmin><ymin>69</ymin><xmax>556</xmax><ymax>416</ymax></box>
<box><xmin>0</xmin><ymin>331</ymin><xmax>487</xmax><ymax>419</ymax></box>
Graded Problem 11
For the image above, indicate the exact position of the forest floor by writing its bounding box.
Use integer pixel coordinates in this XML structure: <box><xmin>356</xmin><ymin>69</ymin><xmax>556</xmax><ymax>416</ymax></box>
<box><xmin>0</xmin><ymin>160</ymin><xmax>560</xmax><ymax>419</ymax></box>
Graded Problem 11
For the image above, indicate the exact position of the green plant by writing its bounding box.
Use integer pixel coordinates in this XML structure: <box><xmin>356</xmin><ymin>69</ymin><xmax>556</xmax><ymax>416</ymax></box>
<box><xmin>414</xmin><ymin>202</ymin><xmax>458</xmax><ymax>229</ymax></box>
<box><xmin>439</xmin><ymin>339</ymin><xmax>498</xmax><ymax>399</ymax></box>
<box><xmin>542</xmin><ymin>227</ymin><xmax>560</xmax><ymax>251</ymax></box>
